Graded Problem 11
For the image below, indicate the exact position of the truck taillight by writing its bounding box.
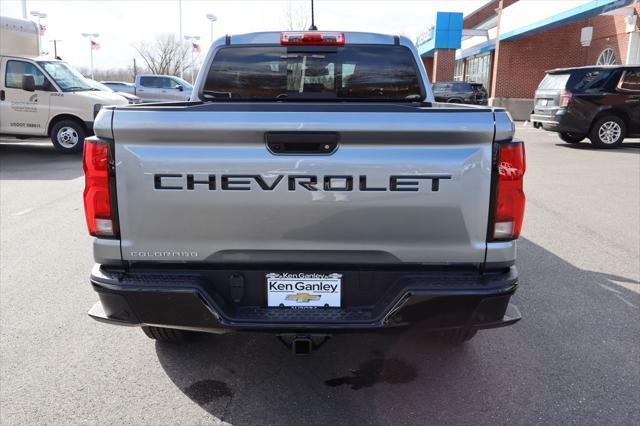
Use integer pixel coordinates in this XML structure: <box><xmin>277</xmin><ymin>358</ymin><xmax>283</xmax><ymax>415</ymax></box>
<box><xmin>83</xmin><ymin>137</ymin><xmax>117</xmax><ymax>238</ymax></box>
<box><xmin>280</xmin><ymin>31</ymin><xmax>345</xmax><ymax>45</ymax></box>
<box><xmin>492</xmin><ymin>141</ymin><xmax>526</xmax><ymax>241</ymax></box>
<box><xmin>559</xmin><ymin>90</ymin><xmax>572</xmax><ymax>108</ymax></box>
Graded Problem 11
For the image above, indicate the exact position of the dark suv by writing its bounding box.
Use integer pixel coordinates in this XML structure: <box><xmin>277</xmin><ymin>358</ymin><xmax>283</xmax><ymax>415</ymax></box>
<box><xmin>531</xmin><ymin>65</ymin><xmax>640</xmax><ymax>148</ymax></box>
<box><xmin>432</xmin><ymin>81</ymin><xmax>488</xmax><ymax>104</ymax></box>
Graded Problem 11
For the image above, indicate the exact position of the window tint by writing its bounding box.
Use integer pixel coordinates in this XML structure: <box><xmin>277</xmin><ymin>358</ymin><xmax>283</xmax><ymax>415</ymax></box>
<box><xmin>538</xmin><ymin>73</ymin><xmax>570</xmax><ymax>90</ymax></box>
<box><xmin>159</xmin><ymin>77</ymin><xmax>177</xmax><ymax>89</ymax></box>
<box><xmin>572</xmin><ymin>70</ymin><xmax>613</xmax><ymax>92</ymax></box>
<box><xmin>432</xmin><ymin>83</ymin><xmax>451</xmax><ymax>92</ymax></box>
<box><xmin>203</xmin><ymin>45</ymin><xmax>422</xmax><ymax>101</ymax></box>
<box><xmin>452</xmin><ymin>83</ymin><xmax>470</xmax><ymax>91</ymax></box>
<box><xmin>619</xmin><ymin>70</ymin><xmax>640</xmax><ymax>92</ymax></box>
<box><xmin>139</xmin><ymin>76</ymin><xmax>158</xmax><ymax>87</ymax></box>
<box><xmin>5</xmin><ymin>60</ymin><xmax>52</xmax><ymax>91</ymax></box>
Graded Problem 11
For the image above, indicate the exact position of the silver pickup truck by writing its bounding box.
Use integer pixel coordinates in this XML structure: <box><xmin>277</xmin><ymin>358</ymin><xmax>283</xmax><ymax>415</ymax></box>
<box><xmin>84</xmin><ymin>31</ymin><xmax>526</xmax><ymax>354</ymax></box>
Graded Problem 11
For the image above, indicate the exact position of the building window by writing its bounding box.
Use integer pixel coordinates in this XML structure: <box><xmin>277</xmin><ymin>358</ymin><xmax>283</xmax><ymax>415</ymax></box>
<box><xmin>464</xmin><ymin>52</ymin><xmax>491</xmax><ymax>89</ymax></box>
<box><xmin>596</xmin><ymin>48</ymin><xmax>616</xmax><ymax>65</ymax></box>
<box><xmin>454</xmin><ymin>60</ymin><xmax>464</xmax><ymax>81</ymax></box>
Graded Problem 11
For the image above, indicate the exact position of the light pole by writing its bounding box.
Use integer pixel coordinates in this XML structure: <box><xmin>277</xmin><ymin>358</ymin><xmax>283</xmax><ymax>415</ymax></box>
<box><xmin>81</xmin><ymin>32</ymin><xmax>99</xmax><ymax>79</ymax></box>
<box><xmin>184</xmin><ymin>35</ymin><xmax>200</xmax><ymax>84</ymax></box>
<box><xmin>30</xmin><ymin>11</ymin><xmax>47</xmax><ymax>54</ymax></box>
<box><xmin>206</xmin><ymin>13</ymin><xmax>217</xmax><ymax>44</ymax></box>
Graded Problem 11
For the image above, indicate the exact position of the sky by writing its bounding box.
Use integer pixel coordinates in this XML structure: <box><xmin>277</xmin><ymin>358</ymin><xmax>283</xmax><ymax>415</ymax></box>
<box><xmin>1</xmin><ymin>0</ymin><xmax>489</xmax><ymax>71</ymax></box>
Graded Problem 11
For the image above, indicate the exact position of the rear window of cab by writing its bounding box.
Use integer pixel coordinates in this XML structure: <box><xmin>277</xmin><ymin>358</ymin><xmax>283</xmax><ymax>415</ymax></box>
<box><xmin>202</xmin><ymin>45</ymin><xmax>423</xmax><ymax>101</ymax></box>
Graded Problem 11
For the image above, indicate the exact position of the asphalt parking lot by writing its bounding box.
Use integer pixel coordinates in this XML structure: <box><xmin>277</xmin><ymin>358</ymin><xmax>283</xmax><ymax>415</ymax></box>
<box><xmin>1</xmin><ymin>125</ymin><xmax>638</xmax><ymax>425</ymax></box>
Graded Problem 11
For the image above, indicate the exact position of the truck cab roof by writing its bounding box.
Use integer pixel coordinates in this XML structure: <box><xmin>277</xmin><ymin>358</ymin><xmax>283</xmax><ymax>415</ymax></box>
<box><xmin>226</xmin><ymin>31</ymin><xmax>407</xmax><ymax>46</ymax></box>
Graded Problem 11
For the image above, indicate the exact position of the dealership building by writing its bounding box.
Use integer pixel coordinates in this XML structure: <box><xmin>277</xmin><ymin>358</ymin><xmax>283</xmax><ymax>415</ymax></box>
<box><xmin>418</xmin><ymin>0</ymin><xmax>640</xmax><ymax>119</ymax></box>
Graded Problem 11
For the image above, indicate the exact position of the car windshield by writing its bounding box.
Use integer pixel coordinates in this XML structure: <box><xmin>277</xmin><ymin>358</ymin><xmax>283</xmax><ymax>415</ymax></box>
<box><xmin>203</xmin><ymin>45</ymin><xmax>423</xmax><ymax>101</ymax></box>
<box><xmin>38</xmin><ymin>61</ymin><xmax>93</xmax><ymax>91</ymax></box>
<box><xmin>538</xmin><ymin>73</ymin><xmax>570</xmax><ymax>90</ymax></box>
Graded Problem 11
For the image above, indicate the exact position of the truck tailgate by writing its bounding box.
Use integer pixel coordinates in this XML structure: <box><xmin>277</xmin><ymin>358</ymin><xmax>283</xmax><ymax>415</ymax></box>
<box><xmin>112</xmin><ymin>105</ymin><xmax>495</xmax><ymax>265</ymax></box>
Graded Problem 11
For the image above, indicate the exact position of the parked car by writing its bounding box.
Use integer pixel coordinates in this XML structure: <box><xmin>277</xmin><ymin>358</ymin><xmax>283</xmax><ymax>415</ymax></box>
<box><xmin>432</xmin><ymin>81</ymin><xmax>488</xmax><ymax>104</ymax></box>
<box><xmin>0</xmin><ymin>15</ymin><xmax>128</xmax><ymax>153</ymax></box>
<box><xmin>100</xmin><ymin>81</ymin><xmax>136</xmax><ymax>95</ymax></box>
<box><xmin>88</xmin><ymin>79</ymin><xmax>141</xmax><ymax>104</ymax></box>
<box><xmin>133</xmin><ymin>74</ymin><xmax>193</xmax><ymax>102</ymax></box>
<box><xmin>85</xmin><ymin>31</ymin><xmax>525</xmax><ymax>352</ymax></box>
<box><xmin>530</xmin><ymin>65</ymin><xmax>640</xmax><ymax>148</ymax></box>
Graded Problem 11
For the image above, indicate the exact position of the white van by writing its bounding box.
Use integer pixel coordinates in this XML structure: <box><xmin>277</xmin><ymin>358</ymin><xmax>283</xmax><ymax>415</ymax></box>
<box><xmin>0</xmin><ymin>16</ymin><xmax>128</xmax><ymax>153</ymax></box>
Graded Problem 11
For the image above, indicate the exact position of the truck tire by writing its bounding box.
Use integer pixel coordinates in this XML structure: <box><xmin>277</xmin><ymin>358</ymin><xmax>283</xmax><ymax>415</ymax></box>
<box><xmin>142</xmin><ymin>326</ymin><xmax>186</xmax><ymax>342</ymax></box>
<box><xmin>438</xmin><ymin>327</ymin><xmax>477</xmax><ymax>344</ymax></box>
<box><xmin>50</xmin><ymin>119</ymin><xmax>86</xmax><ymax>153</ymax></box>
<box><xmin>559</xmin><ymin>132</ymin><xmax>585</xmax><ymax>144</ymax></box>
<box><xmin>589</xmin><ymin>115</ymin><xmax>625</xmax><ymax>148</ymax></box>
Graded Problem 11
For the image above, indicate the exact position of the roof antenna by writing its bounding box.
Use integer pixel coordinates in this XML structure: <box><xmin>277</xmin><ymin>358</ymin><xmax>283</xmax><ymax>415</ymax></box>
<box><xmin>308</xmin><ymin>0</ymin><xmax>318</xmax><ymax>30</ymax></box>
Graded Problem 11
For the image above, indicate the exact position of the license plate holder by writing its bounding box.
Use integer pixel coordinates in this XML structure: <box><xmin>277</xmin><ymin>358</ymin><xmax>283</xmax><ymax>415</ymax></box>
<box><xmin>266</xmin><ymin>273</ymin><xmax>342</xmax><ymax>308</ymax></box>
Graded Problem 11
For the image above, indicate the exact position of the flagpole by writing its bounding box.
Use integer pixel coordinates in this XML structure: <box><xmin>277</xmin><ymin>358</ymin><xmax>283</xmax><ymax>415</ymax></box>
<box><xmin>179</xmin><ymin>0</ymin><xmax>184</xmax><ymax>79</ymax></box>
<box><xmin>82</xmin><ymin>32</ymin><xmax>99</xmax><ymax>80</ymax></box>
<box><xmin>190</xmin><ymin>46</ymin><xmax>194</xmax><ymax>84</ymax></box>
<box><xmin>90</xmin><ymin>41</ymin><xmax>94</xmax><ymax>79</ymax></box>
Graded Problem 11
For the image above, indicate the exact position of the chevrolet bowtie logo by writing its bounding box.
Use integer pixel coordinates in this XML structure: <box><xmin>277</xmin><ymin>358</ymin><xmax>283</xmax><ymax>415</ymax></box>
<box><xmin>285</xmin><ymin>293</ymin><xmax>321</xmax><ymax>303</ymax></box>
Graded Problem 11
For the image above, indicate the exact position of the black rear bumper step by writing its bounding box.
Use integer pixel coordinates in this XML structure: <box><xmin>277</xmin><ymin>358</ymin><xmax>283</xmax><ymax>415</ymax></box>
<box><xmin>88</xmin><ymin>264</ymin><xmax>520</xmax><ymax>332</ymax></box>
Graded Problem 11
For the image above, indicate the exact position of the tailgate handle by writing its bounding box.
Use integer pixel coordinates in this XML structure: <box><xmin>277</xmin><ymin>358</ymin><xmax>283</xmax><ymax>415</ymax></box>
<box><xmin>265</xmin><ymin>132</ymin><xmax>339</xmax><ymax>155</ymax></box>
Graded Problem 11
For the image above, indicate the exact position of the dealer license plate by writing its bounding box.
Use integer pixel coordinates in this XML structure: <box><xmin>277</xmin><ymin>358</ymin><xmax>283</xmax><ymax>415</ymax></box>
<box><xmin>266</xmin><ymin>273</ymin><xmax>342</xmax><ymax>308</ymax></box>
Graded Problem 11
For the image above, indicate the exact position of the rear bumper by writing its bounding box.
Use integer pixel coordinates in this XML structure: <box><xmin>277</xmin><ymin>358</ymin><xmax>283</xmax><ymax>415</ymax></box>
<box><xmin>530</xmin><ymin>111</ymin><xmax>589</xmax><ymax>134</ymax></box>
<box><xmin>88</xmin><ymin>264</ymin><xmax>521</xmax><ymax>333</ymax></box>
<box><xmin>530</xmin><ymin>113</ymin><xmax>565</xmax><ymax>132</ymax></box>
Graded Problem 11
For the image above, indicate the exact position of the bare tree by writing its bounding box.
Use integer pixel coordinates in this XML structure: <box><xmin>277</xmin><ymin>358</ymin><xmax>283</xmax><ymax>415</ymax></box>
<box><xmin>77</xmin><ymin>66</ymin><xmax>135</xmax><ymax>82</ymax></box>
<box><xmin>132</xmin><ymin>33</ymin><xmax>192</xmax><ymax>76</ymax></box>
<box><xmin>281</xmin><ymin>1</ymin><xmax>310</xmax><ymax>30</ymax></box>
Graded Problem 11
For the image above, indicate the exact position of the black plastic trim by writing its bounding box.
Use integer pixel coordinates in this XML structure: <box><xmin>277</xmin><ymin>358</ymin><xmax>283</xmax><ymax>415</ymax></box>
<box><xmin>89</xmin><ymin>264</ymin><xmax>519</xmax><ymax>332</ymax></box>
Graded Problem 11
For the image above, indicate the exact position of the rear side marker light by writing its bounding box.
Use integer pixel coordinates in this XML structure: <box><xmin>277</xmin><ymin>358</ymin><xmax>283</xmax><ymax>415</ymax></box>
<box><xmin>83</xmin><ymin>137</ymin><xmax>117</xmax><ymax>238</ymax></box>
<box><xmin>280</xmin><ymin>31</ymin><xmax>345</xmax><ymax>45</ymax></box>
<box><xmin>492</xmin><ymin>141</ymin><xmax>526</xmax><ymax>241</ymax></box>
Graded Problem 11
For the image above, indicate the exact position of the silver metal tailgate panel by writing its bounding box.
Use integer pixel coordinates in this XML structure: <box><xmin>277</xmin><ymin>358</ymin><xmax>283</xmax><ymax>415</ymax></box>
<box><xmin>113</xmin><ymin>109</ymin><xmax>495</xmax><ymax>264</ymax></box>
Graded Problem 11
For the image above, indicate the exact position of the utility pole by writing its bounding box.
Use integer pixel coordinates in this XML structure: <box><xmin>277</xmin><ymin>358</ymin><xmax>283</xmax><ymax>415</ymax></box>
<box><xmin>21</xmin><ymin>0</ymin><xmax>27</xmax><ymax>19</ymax></box>
<box><xmin>178</xmin><ymin>0</ymin><xmax>184</xmax><ymax>79</ymax></box>
<box><xmin>133</xmin><ymin>58</ymin><xmax>138</xmax><ymax>80</ymax></box>
<box><xmin>489</xmin><ymin>0</ymin><xmax>503</xmax><ymax>103</ymax></box>
<box><xmin>50</xmin><ymin>39</ymin><xmax>62</xmax><ymax>57</ymax></box>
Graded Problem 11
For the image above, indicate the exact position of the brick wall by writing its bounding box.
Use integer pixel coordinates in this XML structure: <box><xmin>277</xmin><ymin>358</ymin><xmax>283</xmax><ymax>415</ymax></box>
<box><xmin>493</xmin><ymin>9</ymin><xmax>638</xmax><ymax>99</ymax></box>
<box><xmin>432</xmin><ymin>49</ymin><xmax>456</xmax><ymax>82</ymax></box>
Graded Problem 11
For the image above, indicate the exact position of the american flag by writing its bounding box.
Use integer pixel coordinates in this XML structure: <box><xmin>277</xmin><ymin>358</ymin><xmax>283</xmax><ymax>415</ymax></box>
<box><xmin>91</xmin><ymin>40</ymin><xmax>101</xmax><ymax>50</ymax></box>
<box><xmin>192</xmin><ymin>42</ymin><xmax>201</xmax><ymax>53</ymax></box>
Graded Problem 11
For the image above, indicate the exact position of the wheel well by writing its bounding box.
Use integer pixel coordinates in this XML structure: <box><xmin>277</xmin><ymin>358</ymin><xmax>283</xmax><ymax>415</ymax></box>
<box><xmin>447</xmin><ymin>98</ymin><xmax>463</xmax><ymax>103</ymax></box>
<box><xmin>47</xmin><ymin>114</ymin><xmax>87</xmax><ymax>136</ymax></box>
<box><xmin>589</xmin><ymin>109</ymin><xmax>629</xmax><ymax>134</ymax></box>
